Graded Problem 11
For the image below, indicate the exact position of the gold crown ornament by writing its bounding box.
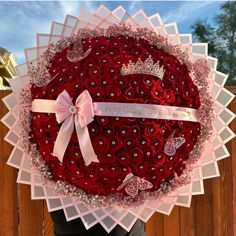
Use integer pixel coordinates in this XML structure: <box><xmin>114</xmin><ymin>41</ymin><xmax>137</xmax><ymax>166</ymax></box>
<box><xmin>120</xmin><ymin>55</ymin><xmax>165</xmax><ymax>80</ymax></box>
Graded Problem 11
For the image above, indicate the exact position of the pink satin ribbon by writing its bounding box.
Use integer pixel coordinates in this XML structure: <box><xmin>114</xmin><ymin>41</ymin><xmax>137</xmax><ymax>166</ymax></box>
<box><xmin>93</xmin><ymin>103</ymin><xmax>199</xmax><ymax>122</ymax></box>
<box><xmin>31</xmin><ymin>90</ymin><xmax>199</xmax><ymax>164</ymax></box>
<box><xmin>32</xmin><ymin>90</ymin><xmax>99</xmax><ymax>165</ymax></box>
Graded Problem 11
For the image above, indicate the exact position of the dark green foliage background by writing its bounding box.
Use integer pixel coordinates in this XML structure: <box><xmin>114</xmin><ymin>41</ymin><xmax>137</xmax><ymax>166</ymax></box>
<box><xmin>191</xmin><ymin>1</ymin><xmax>236</xmax><ymax>85</ymax></box>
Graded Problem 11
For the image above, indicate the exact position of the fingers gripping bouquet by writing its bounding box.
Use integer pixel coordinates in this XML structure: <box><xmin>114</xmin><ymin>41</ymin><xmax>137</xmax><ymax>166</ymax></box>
<box><xmin>2</xmin><ymin>6</ymin><xmax>235</xmax><ymax>232</ymax></box>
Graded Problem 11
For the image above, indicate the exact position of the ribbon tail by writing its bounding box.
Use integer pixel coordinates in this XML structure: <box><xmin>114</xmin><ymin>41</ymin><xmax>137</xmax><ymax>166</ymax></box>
<box><xmin>75</xmin><ymin>116</ymin><xmax>99</xmax><ymax>166</ymax></box>
<box><xmin>52</xmin><ymin>116</ymin><xmax>74</xmax><ymax>162</ymax></box>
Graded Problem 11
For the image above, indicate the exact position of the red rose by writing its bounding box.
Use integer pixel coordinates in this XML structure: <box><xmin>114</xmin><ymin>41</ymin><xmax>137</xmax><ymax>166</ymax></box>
<box><xmin>136</xmin><ymin>86</ymin><xmax>148</xmax><ymax>98</ymax></box>
<box><xmin>111</xmin><ymin>40</ymin><xmax>121</xmax><ymax>48</ymax></box>
<box><xmin>150</xmin><ymin>135</ymin><xmax>165</xmax><ymax>151</ymax></box>
<box><xmin>100</xmin><ymin>152</ymin><xmax>117</xmax><ymax>164</ymax></box>
<box><xmin>38</xmin><ymin>143</ymin><xmax>52</xmax><ymax>159</ymax></box>
<box><xmin>142</xmin><ymin>146</ymin><xmax>156</xmax><ymax>160</ymax></box>
<box><xmin>129</xmin><ymin>147</ymin><xmax>143</xmax><ymax>164</ymax></box>
<box><xmin>104</xmin><ymin>63</ymin><xmax>120</xmax><ymax>78</ymax></box>
<box><xmin>103</xmin><ymin>125</ymin><xmax>116</xmax><ymax>136</ymax></box>
<box><xmin>114</xmin><ymin>77</ymin><xmax>127</xmax><ymax>89</ymax></box>
<box><xmin>109</xmin><ymin>136</ymin><xmax>123</xmax><ymax>152</ymax></box>
<box><xmin>194</xmin><ymin>96</ymin><xmax>201</xmax><ymax>108</ymax></box>
<box><xmin>132</xmin><ymin>161</ymin><xmax>148</xmax><ymax>176</ymax></box>
<box><xmin>77</xmin><ymin>178</ymin><xmax>102</xmax><ymax>194</ymax></box>
<box><xmin>102</xmin><ymin>163</ymin><xmax>121</xmax><ymax>178</ymax></box>
<box><xmin>68</xmin><ymin>145</ymin><xmax>83</xmax><ymax>162</ymax></box>
<box><xmin>88</xmin><ymin>123</ymin><xmax>101</xmax><ymax>137</ymax></box>
<box><xmin>160</xmin><ymin>166</ymin><xmax>175</xmax><ymax>180</ymax></box>
<box><xmin>99</xmin><ymin>76</ymin><xmax>110</xmax><ymax>87</ymax></box>
<box><xmin>136</xmin><ymin>135</ymin><xmax>151</xmax><ymax>147</ymax></box>
<box><xmin>143</xmin><ymin>75</ymin><xmax>154</xmax><ymax>87</ymax></box>
<box><xmin>117</xmin><ymin>126</ymin><xmax>131</xmax><ymax>137</ymax></box>
<box><xmin>99</xmin><ymin>54</ymin><xmax>112</xmax><ymax>64</ymax></box>
<box><xmin>123</xmin><ymin>137</ymin><xmax>136</xmax><ymax>149</ymax></box>
<box><xmin>85</xmin><ymin>57</ymin><xmax>99</xmax><ymax>68</ymax></box>
<box><xmin>92</xmin><ymin>136</ymin><xmax>110</xmax><ymax>153</ymax></box>
<box><xmin>122</xmin><ymin>40</ymin><xmax>133</xmax><ymax>51</ymax></box>
<box><xmin>129</xmin><ymin>125</ymin><xmax>141</xmax><ymax>137</ymax></box>
<box><xmin>130</xmin><ymin>46</ymin><xmax>144</xmax><ymax>57</ymax></box>
<box><xmin>121</xmin><ymin>54</ymin><xmax>136</xmax><ymax>63</ymax></box>
<box><xmin>116</xmin><ymin>150</ymin><xmax>130</xmax><ymax>165</ymax></box>
<box><xmin>88</xmin><ymin>65</ymin><xmax>101</xmax><ymax>78</ymax></box>
<box><xmin>107</xmin><ymin>46</ymin><xmax>119</xmax><ymax>57</ymax></box>
<box><xmin>152</xmin><ymin>152</ymin><xmax>167</xmax><ymax>167</ymax></box>
<box><xmin>124</xmin><ymin>87</ymin><xmax>134</xmax><ymax>100</ymax></box>
<box><xmin>74</xmin><ymin>67</ymin><xmax>88</xmax><ymax>81</ymax></box>
<box><xmin>89</xmin><ymin>87</ymin><xmax>105</xmax><ymax>102</ymax></box>
<box><xmin>183</xmin><ymin>97</ymin><xmax>194</xmax><ymax>108</ymax></box>
<box><xmin>105</xmin><ymin>85</ymin><xmax>121</xmax><ymax>102</ymax></box>
<box><xmin>68</xmin><ymin>61</ymin><xmax>81</xmax><ymax>73</ymax></box>
<box><xmin>113</xmin><ymin>55</ymin><xmax>124</xmax><ymax>66</ymax></box>
<box><xmin>96</xmin><ymin>116</ymin><xmax>109</xmax><ymax>126</ymax></box>
<box><xmin>37</xmin><ymin>137</ymin><xmax>53</xmax><ymax>149</ymax></box>
<box><xmin>150</xmin><ymin>81</ymin><xmax>164</xmax><ymax>103</ymax></box>
<box><xmin>32</xmin><ymin>126</ymin><xmax>44</xmax><ymax>138</ymax></box>
<box><xmin>144</xmin><ymin>122</ymin><xmax>161</xmax><ymax>137</ymax></box>
<box><xmin>50</xmin><ymin>161</ymin><xmax>67</xmax><ymax>181</ymax></box>
<box><xmin>163</xmin><ymin>89</ymin><xmax>175</xmax><ymax>103</ymax></box>
<box><xmin>110</xmin><ymin>116</ymin><xmax>126</xmax><ymax>126</ymax></box>
<box><xmin>128</xmin><ymin>75</ymin><xmax>142</xmax><ymax>88</ymax></box>
<box><xmin>118</xmin><ymin>165</ymin><xmax>132</xmax><ymax>176</ymax></box>
<box><xmin>91</xmin><ymin>38</ymin><xmax>109</xmax><ymax>54</ymax></box>
<box><xmin>164</xmin><ymin>119</ymin><xmax>177</xmax><ymax>127</ymax></box>
<box><xmin>68</xmin><ymin>170</ymin><xmax>86</xmax><ymax>184</ymax></box>
<box><xmin>175</xmin><ymin>163</ymin><xmax>186</xmax><ymax>176</ymax></box>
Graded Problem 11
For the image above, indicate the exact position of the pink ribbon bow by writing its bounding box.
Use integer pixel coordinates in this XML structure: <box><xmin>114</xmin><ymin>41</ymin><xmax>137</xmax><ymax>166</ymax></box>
<box><xmin>53</xmin><ymin>90</ymin><xmax>99</xmax><ymax>165</ymax></box>
<box><xmin>117</xmin><ymin>173</ymin><xmax>153</xmax><ymax>197</ymax></box>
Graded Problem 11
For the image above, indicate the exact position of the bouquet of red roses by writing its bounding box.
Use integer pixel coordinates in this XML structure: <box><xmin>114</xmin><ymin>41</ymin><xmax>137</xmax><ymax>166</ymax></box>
<box><xmin>2</xmin><ymin>5</ymin><xmax>235</xmax><ymax>232</ymax></box>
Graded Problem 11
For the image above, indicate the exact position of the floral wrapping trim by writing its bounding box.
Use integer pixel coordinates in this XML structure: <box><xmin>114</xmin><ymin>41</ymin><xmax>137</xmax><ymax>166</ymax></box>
<box><xmin>18</xmin><ymin>24</ymin><xmax>214</xmax><ymax>208</ymax></box>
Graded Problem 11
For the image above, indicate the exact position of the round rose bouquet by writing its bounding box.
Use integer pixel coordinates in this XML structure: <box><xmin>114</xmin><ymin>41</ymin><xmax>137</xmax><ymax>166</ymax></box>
<box><xmin>2</xmin><ymin>6</ymin><xmax>235</xmax><ymax>232</ymax></box>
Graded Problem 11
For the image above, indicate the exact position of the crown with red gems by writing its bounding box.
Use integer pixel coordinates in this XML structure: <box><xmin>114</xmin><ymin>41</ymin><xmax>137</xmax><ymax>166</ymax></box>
<box><xmin>120</xmin><ymin>55</ymin><xmax>165</xmax><ymax>80</ymax></box>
